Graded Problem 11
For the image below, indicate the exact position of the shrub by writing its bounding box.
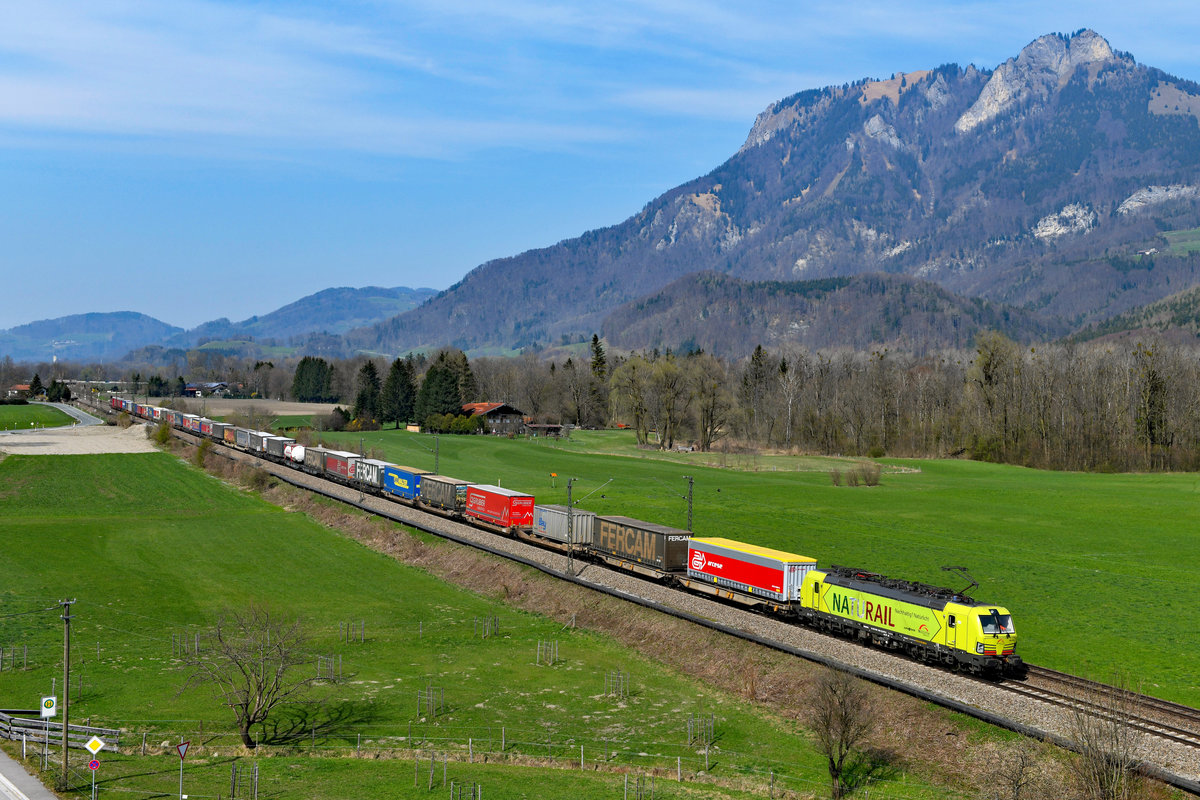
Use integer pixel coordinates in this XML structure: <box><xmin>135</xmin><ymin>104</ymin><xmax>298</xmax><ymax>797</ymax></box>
<box><xmin>830</xmin><ymin>470</ymin><xmax>843</xmax><ymax>487</ymax></box>
<box><xmin>858</xmin><ymin>463</ymin><xmax>882</xmax><ymax>486</ymax></box>
<box><xmin>153</xmin><ymin>421</ymin><xmax>172</xmax><ymax>445</ymax></box>
<box><xmin>194</xmin><ymin>438</ymin><xmax>211</xmax><ymax>468</ymax></box>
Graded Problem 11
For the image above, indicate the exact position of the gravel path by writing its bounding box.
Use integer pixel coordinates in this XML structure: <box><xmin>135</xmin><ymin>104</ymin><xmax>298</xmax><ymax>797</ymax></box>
<box><xmin>199</xmin><ymin>432</ymin><xmax>1200</xmax><ymax>784</ymax></box>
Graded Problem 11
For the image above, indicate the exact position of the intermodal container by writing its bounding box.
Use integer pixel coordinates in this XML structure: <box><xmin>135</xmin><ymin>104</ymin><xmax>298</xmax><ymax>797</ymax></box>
<box><xmin>532</xmin><ymin>504</ymin><xmax>597</xmax><ymax>546</ymax></box>
<box><xmin>687</xmin><ymin>537</ymin><xmax>816</xmax><ymax>602</ymax></box>
<box><xmin>283</xmin><ymin>443</ymin><xmax>306</xmax><ymax>465</ymax></box>
<box><xmin>419</xmin><ymin>475</ymin><xmax>471</xmax><ymax>512</ymax></box>
<box><xmin>249</xmin><ymin>431</ymin><xmax>276</xmax><ymax>453</ymax></box>
<box><xmin>323</xmin><ymin>450</ymin><xmax>357</xmax><ymax>480</ymax></box>
<box><xmin>210</xmin><ymin>422</ymin><xmax>229</xmax><ymax>441</ymax></box>
<box><xmin>382</xmin><ymin>465</ymin><xmax>429</xmax><ymax>501</ymax></box>
<box><xmin>304</xmin><ymin>446</ymin><xmax>329</xmax><ymax>473</ymax></box>
<box><xmin>265</xmin><ymin>436</ymin><xmax>293</xmax><ymax>459</ymax></box>
<box><xmin>465</xmin><ymin>485</ymin><xmax>534</xmax><ymax>530</ymax></box>
<box><xmin>235</xmin><ymin>427</ymin><xmax>251</xmax><ymax>448</ymax></box>
<box><xmin>594</xmin><ymin>516</ymin><xmax>691</xmax><ymax>572</ymax></box>
<box><xmin>198</xmin><ymin>418</ymin><xmax>214</xmax><ymax>436</ymax></box>
<box><xmin>223</xmin><ymin>426</ymin><xmax>237</xmax><ymax>444</ymax></box>
<box><xmin>353</xmin><ymin>458</ymin><xmax>389</xmax><ymax>489</ymax></box>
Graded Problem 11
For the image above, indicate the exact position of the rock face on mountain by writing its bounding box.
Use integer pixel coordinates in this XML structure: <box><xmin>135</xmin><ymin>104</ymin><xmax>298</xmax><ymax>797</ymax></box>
<box><xmin>955</xmin><ymin>30</ymin><xmax>1125</xmax><ymax>133</ymax></box>
<box><xmin>352</xmin><ymin>30</ymin><xmax>1200</xmax><ymax>356</ymax></box>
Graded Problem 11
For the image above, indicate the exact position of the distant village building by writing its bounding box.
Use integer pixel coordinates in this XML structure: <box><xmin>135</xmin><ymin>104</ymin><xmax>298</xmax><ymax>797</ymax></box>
<box><xmin>6</xmin><ymin>384</ymin><xmax>31</xmax><ymax>399</ymax></box>
<box><xmin>462</xmin><ymin>402</ymin><xmax>526</xmax><ymax>435</ymax></box>
<box><xmin>183</xmin><ymin>382</ymin><xmax>229</xmax><ymax>398</ymax></box>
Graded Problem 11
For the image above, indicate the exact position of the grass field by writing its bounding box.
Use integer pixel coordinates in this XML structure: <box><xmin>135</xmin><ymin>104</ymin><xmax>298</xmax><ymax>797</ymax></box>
<box><xmin>311</xmin><ymin>428</ymin><xmax>1200</xmax><ymax>707</ymax></box>
<box><xmin>271</xmin><ymin>413</ymin><xmax>314</xmax><ymax>430</ymax></box>
<box><xmin>0</xmin><ymin>453</ymin><xmax>974</xmax><ymax>800</ymax></box>
<box><xmin>0</xmin><ymin>403</ymin><xmax>75</xmax><ymax>431</ymax></box>
<box><xmin>1163</xmin><ymin>227</ymin><xmax>1200</xmax><ymax>255</ymax></box>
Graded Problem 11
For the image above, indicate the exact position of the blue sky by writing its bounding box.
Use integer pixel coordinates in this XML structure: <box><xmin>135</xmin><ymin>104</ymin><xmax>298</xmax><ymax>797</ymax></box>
<box><xmin>3</xmin><ymin>1</ymin><xmax>1200</xmax><ymax>329</ymax></box>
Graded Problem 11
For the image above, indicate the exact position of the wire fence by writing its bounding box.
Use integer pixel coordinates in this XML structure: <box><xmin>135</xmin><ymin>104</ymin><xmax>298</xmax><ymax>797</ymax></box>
<box><xmin>5</xmin><ymin>718</ymin><xmax>979</xmax><ymax>800</ymax></box>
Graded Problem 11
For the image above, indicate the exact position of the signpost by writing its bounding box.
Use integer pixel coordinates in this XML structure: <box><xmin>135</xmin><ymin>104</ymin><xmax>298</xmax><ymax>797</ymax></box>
<box><xmin>40</xmin><ymin>696</ymin><xmax>56</xmax><ymax>718</ymax></box>
<box><xmin>88</xmin><ymin>759</ymin><xmax>99</xmax><ymax>800</ymax></box>
<box><xmin>177</xmin><ymin>741</ymin><xmax>189</xmax><ymax>800</ymax></box>
<box><xmin>40</xmin><ymin>696</ymin><xmax>55</xmax><ymax>771</ymax></box>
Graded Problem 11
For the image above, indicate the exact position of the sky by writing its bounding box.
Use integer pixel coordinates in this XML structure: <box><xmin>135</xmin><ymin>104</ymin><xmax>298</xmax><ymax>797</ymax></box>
<box><xmin>3</xmin><ymin>1</ymin><xmax>1200</xmax><ymax>330</ymax></box>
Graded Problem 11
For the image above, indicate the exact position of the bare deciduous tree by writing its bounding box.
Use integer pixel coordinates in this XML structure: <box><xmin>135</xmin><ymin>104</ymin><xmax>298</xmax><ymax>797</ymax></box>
<box><xmin>180</xmin><ymin>606</ymin><xmax>323</xmax><ymax>749</ymax></box>
<box><xmin>1068</xmin><ymin>677</ymin><xmax>1144</xmax><ymax>800</ymax></box>
<box><xmin>808</xmin><ymin>667</ymin><xmax>874</xmax><ymax>799</ymax></box>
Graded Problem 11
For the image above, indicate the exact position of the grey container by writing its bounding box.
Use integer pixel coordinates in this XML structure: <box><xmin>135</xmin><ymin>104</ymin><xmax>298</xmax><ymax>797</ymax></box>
<box><xmin>419</xmin><ymin>475</ymin><xmax>472</xmax><ymax>512</ymax></box>
<box><xmin>210</xmin><ymin>422</ymin><xmax>229</xmax><ymax>441</ymax></box>
<box><xmin>354</xmin><ymin>458</ymin><xmax>389</xmax><ymax>489</ymax></box>
<box><xmin>235</xmin><ymin>427</ymin><xmax>251</xmax><ymax>448</ymax></box>
<box><xmin>594</xmin><ymin>515</ymin><xmax>692</xmax><ymax>572</ymax></box>
<box><xmin>304</xmin><ymin>446</ymin><xmax>330</xmax><ymax>473</ymax></box>
<box><xmin>265</xmin><ymin>436</ymin><xmax>294</xmax><ymax>458</ymax></box>
<box><xmin>532</xmin><ymin>504</ymin><xmax>597</xmax><ymax>546</ymax></box>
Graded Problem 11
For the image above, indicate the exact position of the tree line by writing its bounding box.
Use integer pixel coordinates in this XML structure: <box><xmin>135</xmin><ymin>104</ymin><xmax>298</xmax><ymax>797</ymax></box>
<box><xmin>12</xmin><ymin>331</ymin><xmax>1200</xmax><ymax>471</ymax></box>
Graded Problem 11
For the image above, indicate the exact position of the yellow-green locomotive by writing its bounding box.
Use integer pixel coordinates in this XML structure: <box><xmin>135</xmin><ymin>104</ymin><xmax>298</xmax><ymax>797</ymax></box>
<box><xmin>799</xmin><ymin>566</ymin><xmax>1026</xmax><ymax>678</ymax></box>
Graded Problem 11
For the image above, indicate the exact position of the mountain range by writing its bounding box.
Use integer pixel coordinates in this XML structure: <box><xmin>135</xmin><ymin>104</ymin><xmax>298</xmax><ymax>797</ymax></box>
<box><xmin>348</xmin><ymin>29</ymin><xmax>1200</xmax><ymax>357</ymax></box>
<box><xmin>1</xmin><ymin>286</ymin><xmax>435</xmax><ymax>363</ymax></box>
<box><xmin>8</xmin><ymin>29</ymin><xmax>1200</xmax><ymax>365</ymax></box>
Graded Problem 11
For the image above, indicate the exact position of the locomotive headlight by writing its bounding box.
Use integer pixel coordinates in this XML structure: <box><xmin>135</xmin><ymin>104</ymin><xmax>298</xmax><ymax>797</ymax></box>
<box><xmin>976</xmin><ymin>643</ymin><xmax>984</xmax><ymax>654</ymax></box>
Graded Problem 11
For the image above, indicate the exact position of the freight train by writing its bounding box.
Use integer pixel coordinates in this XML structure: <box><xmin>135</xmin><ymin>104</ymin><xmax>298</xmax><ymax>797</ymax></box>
<box><xmin>111</xmin><ymin>396</ymin><xmax>1026</xmax><ymax>679</ymax></box>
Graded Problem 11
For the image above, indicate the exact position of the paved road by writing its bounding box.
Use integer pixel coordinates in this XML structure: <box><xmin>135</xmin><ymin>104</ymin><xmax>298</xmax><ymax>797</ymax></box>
<box><xmin>0</xmin><ymin>749</ymin><xmax>57</xmax><ymax>800</ymax></box>
<box><xmin>0</xmin><ymin>402</ymin><xmax>103</xmax><ymax>436</ymax></box>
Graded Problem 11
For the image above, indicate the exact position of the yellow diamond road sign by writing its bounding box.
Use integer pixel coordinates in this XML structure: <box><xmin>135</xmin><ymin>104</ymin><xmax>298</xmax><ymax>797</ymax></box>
<box><xmin>85</xmin><ymin>736</ymin><xmax>105</xmax><ymax>755</ymax></box>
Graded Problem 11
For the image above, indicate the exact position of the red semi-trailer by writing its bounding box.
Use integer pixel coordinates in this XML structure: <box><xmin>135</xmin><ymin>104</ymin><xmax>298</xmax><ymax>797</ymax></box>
<box><xmin>686</xmin><ymin>537</ymin><xmax>816</xmax><ymax>603</ymax></box>
<box><xmin>465</xmin><ymin>485</ymin><xmax>534</xmax><ymax>530</ymax></box>
<box><xmin>323</xmin><ymin>450</ymin><xmax>358</xmax><ymax>480</ymax></box>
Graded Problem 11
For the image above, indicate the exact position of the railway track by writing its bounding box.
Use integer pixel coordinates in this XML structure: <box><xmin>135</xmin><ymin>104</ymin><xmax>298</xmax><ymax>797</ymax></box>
<box><xmin>998</xmin><ymin>665</ymin><xmax>1200</xmax><ymax>750</ymax></box>
<box><xmin>85</xmin><ymin>407</ymin><xmax>1200</xmax><ymax>795</ymax></box>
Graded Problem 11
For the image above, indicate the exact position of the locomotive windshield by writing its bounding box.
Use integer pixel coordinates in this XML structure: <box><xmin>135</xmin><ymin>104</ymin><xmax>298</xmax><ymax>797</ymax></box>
<box><xmin>978</xmin><ymin>613</ymin><xmax>1014</xmax><ymax>635</ymax></box>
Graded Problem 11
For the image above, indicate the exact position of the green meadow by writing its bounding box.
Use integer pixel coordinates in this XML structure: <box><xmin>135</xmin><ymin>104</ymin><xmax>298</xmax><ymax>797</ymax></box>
<box><xmin>314</xmin><ymin>428</ymin><xmax>1200</xmax><ymax>706</ymax></box>
<box><xmin>0</xmin><ymin>403</ymin><xmax>74</xmax><ymax>431</ymax></box>
<box><xmin>1164</xmin><ymin>226</ymin><xmax>1200</xmax><ymax>255</ymax></box>
<box><xmin>0</xmin><ymin>452</ymin><xmax>971</xmax><ymax>800</ymax></box>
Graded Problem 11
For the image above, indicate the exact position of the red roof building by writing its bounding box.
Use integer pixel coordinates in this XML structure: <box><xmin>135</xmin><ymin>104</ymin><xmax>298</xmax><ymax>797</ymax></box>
<box><xmin>462</xmin><ymin>402</ymin><xmax>526</xmax><ymax>435</ymax></box>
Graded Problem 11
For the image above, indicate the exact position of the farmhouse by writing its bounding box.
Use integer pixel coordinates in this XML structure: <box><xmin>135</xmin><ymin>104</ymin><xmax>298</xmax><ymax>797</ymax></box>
<box><xmin>6</xmin><ymin>384</ymin><xmax>31</xmax><ymax>399</ymax></box>
<box><xmin>462</xmin><ymin>402</ymin><xmax>526</xmax><ymax>435</ymax></box>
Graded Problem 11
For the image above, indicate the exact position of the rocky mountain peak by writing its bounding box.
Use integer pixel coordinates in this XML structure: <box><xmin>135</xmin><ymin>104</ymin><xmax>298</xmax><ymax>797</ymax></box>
<box><xmin>955</xmin><ymin>30</ymin><xmax>1125</xmax><ymax>133</ymax></box>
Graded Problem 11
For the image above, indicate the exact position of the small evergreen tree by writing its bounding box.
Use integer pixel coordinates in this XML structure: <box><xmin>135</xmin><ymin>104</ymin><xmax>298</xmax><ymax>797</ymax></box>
<box><xmin>29</xmin><ymin>373</ymin><xmax>43</xmax><ymax>397</ymax></box>
<box><xmin>381</xmin><ymin>357</ymin><xmax>417</xmax><ymax>428</ymax></box>
<box><xmin>352</xmin><ymin>361</ymin><xmax>382</xmax><ymax>423</ymax></box>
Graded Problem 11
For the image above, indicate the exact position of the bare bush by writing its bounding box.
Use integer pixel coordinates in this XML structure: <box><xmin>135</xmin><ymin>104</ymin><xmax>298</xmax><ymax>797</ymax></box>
<box><xmin>1068</xmin><ymin>677</ymin><xmax>1145</xmax><ymax>800</ymax></box>
<box><xmin>857</xmin><ymin>463</ymin><xmax>882</xmax><ymax>486</ymax></box>
<box><xmin>830</xmin><ymin>470</ymin><xmax>842</xmax><ymax>486</ymax></box>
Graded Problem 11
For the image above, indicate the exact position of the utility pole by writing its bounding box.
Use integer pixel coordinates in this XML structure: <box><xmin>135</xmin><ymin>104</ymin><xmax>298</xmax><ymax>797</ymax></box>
<box><xmin>60</xmin><ymin>598</ymin><xmax>75</xmax><ymax>790</ymax></box>
<box><xmin>566</xmin><ymin>478</ymin><xmax>577</xmax><ymax>576</ymax></box>
<box><xmin>434</xmin><ymin>434</ymin><xmax>440</xmax><ymax>474</ymax></box>
<box><xmin>683</xmin><ymin>476</ymin><xmax>694</xmax><ymax>532</ymax></box>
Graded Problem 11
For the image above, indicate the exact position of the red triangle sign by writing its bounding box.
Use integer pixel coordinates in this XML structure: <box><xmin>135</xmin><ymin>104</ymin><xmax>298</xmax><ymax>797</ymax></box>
<box><xmin>177</xmin><ymin>741</ymin><xmax>190</xmax><ymax>760</ymax></box>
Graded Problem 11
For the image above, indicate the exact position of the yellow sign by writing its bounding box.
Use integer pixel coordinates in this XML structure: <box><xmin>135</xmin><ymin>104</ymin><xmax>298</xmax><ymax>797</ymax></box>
<box><xmin>86</xmin><ymin>736</ymin><xmax>105</xmax><ymax>755</ymax></box>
